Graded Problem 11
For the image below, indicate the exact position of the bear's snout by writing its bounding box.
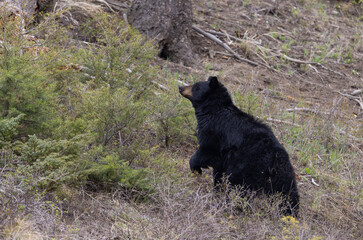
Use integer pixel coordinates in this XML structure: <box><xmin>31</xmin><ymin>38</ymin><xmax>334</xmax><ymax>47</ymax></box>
<box><xmin>179</xmin><ymin>85</ymin><xmax>193</xmax><ymax>99</ymax></box>
<box><xmin>178</xmin><ymin>86</ymin><xmax>184</xmax><ymax>93</ymax></box>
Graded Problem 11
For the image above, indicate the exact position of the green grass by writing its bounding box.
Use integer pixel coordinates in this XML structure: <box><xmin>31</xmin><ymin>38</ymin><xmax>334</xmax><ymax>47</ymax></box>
<box><xmin>1</xmin><ymin>0</ymin><xmax>362</xmax><ymax>239</ymax></box>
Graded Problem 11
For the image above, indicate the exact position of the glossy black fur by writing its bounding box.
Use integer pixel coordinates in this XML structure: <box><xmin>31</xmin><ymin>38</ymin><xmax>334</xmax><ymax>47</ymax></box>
<box><xmin>179</xmin><ymin>76</ymin><xmax>299</xmax><ymax>216</ymax></box>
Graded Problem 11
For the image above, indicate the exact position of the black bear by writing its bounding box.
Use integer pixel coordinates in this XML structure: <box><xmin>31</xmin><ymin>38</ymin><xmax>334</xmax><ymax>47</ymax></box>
<box><xmin>179</xmin><ymin>76</ymin><xmax>299</xmax><ymax>215</ymax></box>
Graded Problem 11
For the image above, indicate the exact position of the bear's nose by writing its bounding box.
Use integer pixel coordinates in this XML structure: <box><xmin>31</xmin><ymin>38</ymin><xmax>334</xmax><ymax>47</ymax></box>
<box><xmin>178</xmin><ymin>86</ymin><xmax>184</xmax><ymax>93</ymax></box>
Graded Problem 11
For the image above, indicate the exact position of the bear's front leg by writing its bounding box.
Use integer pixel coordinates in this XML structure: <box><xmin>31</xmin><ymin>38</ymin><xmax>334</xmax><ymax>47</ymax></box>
<box><xmin>190</xmin><ymin>151</ymin><xmax>203</xmax><ymax>174</ymax></box>
<box><xmin>190</xmin><ymin>148</ymin><xmax>212</xmax><ymax>174</ymax></box>
<box><xmin>190</xmin><ymin>147</ymin><xmax>220</xmax><ymax>174</ymax></box>
<box><xmin>213</xmin><ymin>168</ymin><xmax>224</xmax><ymax>190</ymax></box>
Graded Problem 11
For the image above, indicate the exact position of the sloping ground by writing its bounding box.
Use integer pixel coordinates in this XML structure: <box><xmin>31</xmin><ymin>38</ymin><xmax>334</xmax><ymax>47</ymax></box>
<box><xmin>191</xmin><ymin>0</ymin><xmax>362</xmax><ymax>109</ymax></box>
<box><xmin>1</xmin><ymin>0</ymin><xmax>362</xmax><ymax>239</ymax></box>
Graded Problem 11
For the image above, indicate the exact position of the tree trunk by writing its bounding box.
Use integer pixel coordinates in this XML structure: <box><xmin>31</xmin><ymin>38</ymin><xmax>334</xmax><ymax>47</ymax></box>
<box><xmin>128</xmin><ymin>0</ymin><xmax>197</xmax><ymax>66</ymax></box>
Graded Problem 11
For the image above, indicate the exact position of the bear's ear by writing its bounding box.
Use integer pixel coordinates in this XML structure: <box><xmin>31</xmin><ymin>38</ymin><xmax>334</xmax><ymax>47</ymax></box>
<box><xmin>208</xmin><ymin>76</ymin><xmax>219</xmax><ymax>88</ymax></box>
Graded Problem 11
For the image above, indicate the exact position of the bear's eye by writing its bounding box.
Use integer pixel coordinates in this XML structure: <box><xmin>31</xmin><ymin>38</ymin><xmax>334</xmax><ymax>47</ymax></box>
<box><xmin>194</xmin><ymin>85</ymin><xmax>200</xmax><ymax>91</ymax></box>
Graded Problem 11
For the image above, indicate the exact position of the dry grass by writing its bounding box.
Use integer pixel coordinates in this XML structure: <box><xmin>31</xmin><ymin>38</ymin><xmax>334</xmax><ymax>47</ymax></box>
<box><xmin>56</xmin><ymin>0</ymin><xmax>103</xmax><ymax>13</ymax></box>
<box><xmin>1</xmin><ymin>0</ymin><xmax>362</xmax><ymax>239</ymax></box>
<box><xmin>3</xmin><ymin>218</ymin><xmax>43</xmax><ymax>240</ymax></box>
<box><xmin>2</xmin><ymin>130</ymin><xmax>361</xmax><ymax>239</ymax></box>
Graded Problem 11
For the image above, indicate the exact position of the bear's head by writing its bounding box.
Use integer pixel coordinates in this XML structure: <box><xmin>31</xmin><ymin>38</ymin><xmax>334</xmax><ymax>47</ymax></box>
<box><xmin>179</xmin><ymin>76</ymin><xmax>232</xmax><ymax>108</ymax></box>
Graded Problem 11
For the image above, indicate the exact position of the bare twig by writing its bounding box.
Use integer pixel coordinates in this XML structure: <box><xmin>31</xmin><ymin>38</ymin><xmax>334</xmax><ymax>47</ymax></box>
<box><xmin>152</xmin><ymin>80</ymin><xmax>168</xmax><ymax>90</ymax></box>
<box><xmin>266</xmin><ymin>117</ymin><xmax>300</xmax><ymax>127</ymax></box>
<box><xmin>317</xmin><ymin>63</ymin><xmax>345</xmax><ymax>77</ymax></box>
<box><xmin>254</xmin><ymin>52</ymin><xmax>272</xmax><ymax>69</ymax></box>
<box><xmin>200</xmin><ymin>27</ymin><xmax>323</xmax><ymax>70</ymax></box>
<box><xmin>214</xmin><ymin>51</ymin><xmax>233</xmax><ymax>57</ymax></box>
<box><xmin>240</xmin><ymin>13</ymin><xmax>252</xmax><ymax>21</ymax></box>
<box><xmin>92</xmin><ymin>0</ymin><xmax>130</xmax><ymax>11</ymax></box>
<box><xmin>255</xmin><ymin>7</ymin><xmax>277</xmax><ymax>15</ymax></box>
<box><xmin>311</xmin><ymin>178</ymin><xmax>320</xmax><ymax>187</ymax></box>
<box><xmin>123</xmin><ymin>13</ymin><xmax>128</xmax><ymax>25</ymax></box>
<box><xmin>118</xmin><ymin>131</ymin><xmax>123</xmax><ymax>147</ymax></box>
<box><xmin>192</xmin><ymin>25</ymin><xmax>259</xmax><ymax>66</ymax></box>
<box><xmin>335</xmin><ymin>91</ymin><xmax>363</xmax><ymax>111</ymax></box>
<box><xmin>351</xmin><ymin>89</ymin><xmax>362</xmax><ymax>96</ymax></box>
<box><xmin>352</xmin><ymin>98</ymin><xmax>363</xmax><ymax>111</ymax></box>
<box><xmin>285</xmin><ymin>108</ymin><xmax>330</xmax><ymax>115</ymax></box>
<box><xmin>333</xmin><ymin>125</ymin><xmax>362</xmax><ymax>143</ymax></box>
<box><xmin>270</xmin><ymin>51</ymin><xmax>318</xmax><ymax>65</ymax></box>
<box><xmin>262</xmin><ymin>33</ymin><xmax>280</xmax><ymax>43</ymax></box>
<box><xmin>205</xmin><ymin>29</ymin><xmax>261</xmax><ymax>46</ymax></box>
<box><xmin>104</xmin><ymin>0</ymin><xmax>129</xmax><ymax>9</ymax></box>
<box><xmin>280</xmin><ymin>53</ymin><xmax>317</xmax><ymax>65</ymax></box>
<box><xmin>95</xmin><ymin>0</ymin><xmax>115</xmax><ymax>12</ymax></box>
<box><xmin>335</xmin><ymin>91</ymin><xmax>357</xmax><ymax>99</ymax></box>
<box><xmin>17</xmin><ymin>0</ymin><xmax>25</xmax><ymax>56</ymax></box>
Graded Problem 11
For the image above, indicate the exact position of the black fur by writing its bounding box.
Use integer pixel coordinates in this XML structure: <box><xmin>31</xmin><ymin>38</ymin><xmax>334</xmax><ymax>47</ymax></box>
<box><xmin>179</xmin><ymin>76</ymin><xmax>299</xmax><ymax>216</ymax></box>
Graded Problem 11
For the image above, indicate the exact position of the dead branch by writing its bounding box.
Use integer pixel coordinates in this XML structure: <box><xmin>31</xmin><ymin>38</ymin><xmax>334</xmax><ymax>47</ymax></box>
<box><xmin>333</xmin><ymin>125</ymin><xmax>362</xmax><ymax>143</ymax></box>
<box><xmin>123</xmin><ymin>13</ymin><xmax>128</xmax><ymax>25</ymax></box>
<box><xmin>280</xmin><ymin>53</ymin><xmax>317</xmax><ymax>65</ymax></box>
<box><xmin>240</xmin><ymin>13</ymin><xmax>252</xmax><ymax>21</ymax></box>
<box><xmin>266</xmin><ymin>117</ymin><xmax>300</xmax><ymax>127</ymax></box>
<box><xmin>103</xmin><ymin>0</ymin><xmax>129</xmax><ymax>11</ymax></box>
<box><xmin>335</xmin><ymin>91</ymin><xmax>363</xmax><ymax>111</ymax></box>
<box><xmin>151</xmin><ymin>80</ymin><xmax>168</xmax><ymax>91</ymax></box>
<box><xmin>311</xmin><ymin>178</ymin><xmax>320</xmax><ymax>187</ymax></box>
<box><xmin>270</xmin><ymin>51</ymin><xmax>318</xmax><ymax>65</ymax></box>
<box><xmin>214</xmin><ymin>51</ymin><xmax>234</xmax><ymax>57</ymax></box>
<box><xmin>352</xmin><ymin>98</ymin><xmax>363</xmax><ymax>111</ymax></box>
<box><xmin>351</xmin><ymin>89</ymin><xmax>362</xmax><ymax>96</ymax></box>
<box><xmin>254</xmin><ymin>41</ymin><xmax>319</xmax><ymax>66</ymax></box>
<box><xmin>317</xmin><ymin>63</ymin><xmax>345</xmax><ymax>77</ymax></box>
<box><xmin>255</xmin><ymin>52</ymin><xmax>272</xmax><ymax>68</ymax></box>
<box><xmin>262</xmin><ymin>33</ymin><xmax>280</xmax><ymax>43</ymax></box>
<box><xmin>205</xmin><ymin>29</ymin><xmax>261</xmax><ymax>46</ymax></box>
<box><xmin>285</xmin><ymin>107</ymin><xmax>330</xmax><ymax>115</ymax></box>
<box><xmin>192</xmin><ymin>25</ymin><xmax>259</xmax><ymax>66</ymax></box>
<box><xmin>95</xmin><ymin>0</ymin><xmax>115</xmax><ymax>12</ymax></box>
<box><xmin>201</xmin><ymin>28</ymin><xmax>320</xmax><ymax>69</ymax></box>
<box><xmin>255</xmin><ymin>7</ymin><xmax>277</xmax><ymax>15</ymax></box>
<box><xmin>202</xmin><ymin>29</ymin><xmax>275</xmax><ymax>69</ymax></box>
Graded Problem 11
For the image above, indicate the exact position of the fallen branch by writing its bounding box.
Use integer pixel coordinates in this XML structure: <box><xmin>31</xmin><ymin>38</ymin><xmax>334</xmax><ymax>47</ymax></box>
<box><xmin>280</xmin><ymin>53</ymin><xmax>317</xmax><ymax>65</ymax></box>
<box><xmin>151</xmin><ymin>80</ymin><xmax>168</xmax><ymax>91</ymax></box>
<box><xmin>201</xmin><ymin>28</ymin><xmax>320</xmax><ymax>69</ymax></box>
<box><xmin>95</xmin><ymin>0</ymin><xmax>115</xmax><ymax>12</ymax></box>
<box><xmin>317</xmin><ymin>63</ymin><xmax>345</xmax><ymax>77</ymax></box>
<box><xmin>205</xmin><ymin>29</ymin><xmax>261</xmax><ymax>46</ymax></box>
<box><xmin>352</xmin><ymin>98</ymin><xmax>363</xmax><ymax>111</ymax></box>
<box><xmin>203</xmin><ymin>29</ymin><xmax>275</xmax><ymax>69</ymax></box>
<box><xmin>208</xmin><ymin>29</ymin><xmax>317</xmax><ymax>65</ymax></box>
<box><xmin>335</xmin><ymin>91</ymin><xmax>363</xmax><ymax>111</ymax></box>
<box><xmin>351</xmin><ymin>89</ymin><xmax>362</xmax><ymax>96</ymax></box>
<box><xmin>214</xmin><ymin>51</ymin><xmax>234</xmax><ymax>57</ymax></box>
<box><xmin>258</xmin><ymin>43</ymin><xmax>321</xmax><ymax>66</ymax></box>
<box><xmin>255</xmin><ymin>7</ymin><xmax>277</xmax><ymax>15</ymax></box>
<box><xmin>104</xmin><ymin>0</ymin><xmax>129</xmax><ymax>10</ymax></box>
<box><xmin>333</xmin><ymin>125</ymin><xmax>362</xmax><ymax>143</ymax></box>
<box><xmin>192</xmin><ymin>25</ymin><xmax>259</xmax><ymax>66</ymax></box>
<box><xmin>123</xmin><ymin>13</ymin><xmax>128</xmax><ymax>25</ymax></box>
<box><xmin>311</xmin><ymin>178</ymin><xmax>320</xmax><ymax>187</ymax></box>
<box><xmin>266</xmin><ymin>117</ymin><xmax>300</xmax><ymax>127</ymax></box>
<box><xmin>285</xmin><ymin>107</ymin><xmax>330</xmax><ymax>115</ymax></box>
<box><xmin>270</xmin><ymin>52</ymin><xmax>318</xmax><ymax>65</ymax></box>
<box><xmin>240</xmin><ymin>13</ymin><xmax>252</xmax><ymax>21</ymax></box>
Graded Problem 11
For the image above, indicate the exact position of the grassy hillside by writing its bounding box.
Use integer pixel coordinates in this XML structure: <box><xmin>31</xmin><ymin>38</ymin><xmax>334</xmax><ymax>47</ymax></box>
<box><xmin>0</xmin><ymin>0</ymin><xmax>362</xmax><ymax>239</ymax></box>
